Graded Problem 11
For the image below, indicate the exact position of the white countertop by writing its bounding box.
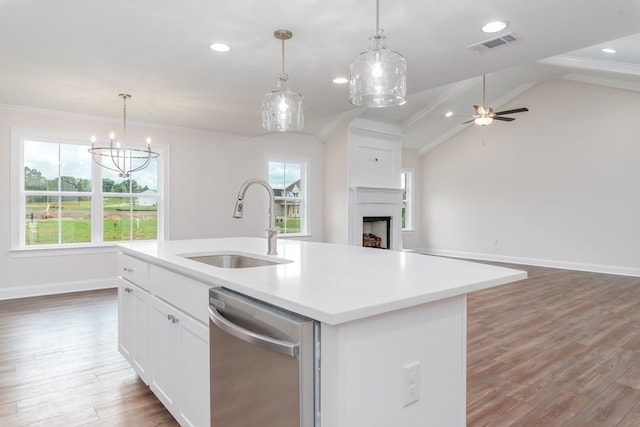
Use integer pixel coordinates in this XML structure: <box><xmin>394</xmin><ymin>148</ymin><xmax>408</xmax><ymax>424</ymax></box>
<box><xmin>117</xmin><ymin>237</ymin><xmax>527</xmax><ymax>325</ymax></box>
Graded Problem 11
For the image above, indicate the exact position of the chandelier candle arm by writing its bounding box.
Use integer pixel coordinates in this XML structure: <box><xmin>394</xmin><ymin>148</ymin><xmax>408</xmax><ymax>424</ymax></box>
<box><xmin>89</xmin><ymin>94</ymin><xmax>159</xmax><ymax>178</ymax></box>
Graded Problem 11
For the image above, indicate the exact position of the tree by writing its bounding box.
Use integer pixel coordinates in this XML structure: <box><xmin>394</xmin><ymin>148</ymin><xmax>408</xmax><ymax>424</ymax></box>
<box><xmin>24</xmin><ymin>167</ymin><xmax>49</xmax><ymax>190</ymax></box>
<box><xmin>102</xmin><ymin>178</ymin><xmax>115</xmax><ymax>193</ymax></box>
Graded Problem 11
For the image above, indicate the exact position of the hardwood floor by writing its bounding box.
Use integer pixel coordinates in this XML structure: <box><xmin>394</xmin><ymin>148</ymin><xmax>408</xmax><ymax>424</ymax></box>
<box><xmin>1</xmin><ymin>265</ymin><xmax>640</xmax><ymax>426</ymax></box>
<box><xmin>468</xmin><ymin>263</ymin><xmax>640</xmax><ymax>426</ymax></box>
<box><xmin>0</xmin><ymin>289</ymin><xmax>178</xmax><ymax>426</ymax></box>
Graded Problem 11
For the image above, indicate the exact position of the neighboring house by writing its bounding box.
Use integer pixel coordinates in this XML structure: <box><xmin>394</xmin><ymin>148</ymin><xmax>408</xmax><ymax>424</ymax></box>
<box><xmin>136</xmin><ymin>189</ymin><xmax>158</xmax><ymax>207</ymax></box>
<box><xmin>273</xmin><ymin>180</ymin><xmax>301</xmax><ymax>222</ymax></box>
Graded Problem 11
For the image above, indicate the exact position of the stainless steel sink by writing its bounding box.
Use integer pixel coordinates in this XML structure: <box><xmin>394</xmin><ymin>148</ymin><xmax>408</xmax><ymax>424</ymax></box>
<box><xmin>181</xmin><ymin>253</ymin><xmax>290</xmax><ymax>269</ymax></box>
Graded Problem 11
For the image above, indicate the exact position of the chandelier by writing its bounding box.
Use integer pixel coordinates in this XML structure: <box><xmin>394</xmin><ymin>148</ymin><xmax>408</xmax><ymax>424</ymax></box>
<box><xmin>262</xmin><ymin>29</ymin><xmax>304</xmax><ymax>132</ymax></box>
<box><xmin>349</xmin><ymin>0</ymin><xmax>406</xmax><ymax>108</ymax></box>
<box><xmin>88</xmin><ymin>93</ymin><xmax>159</xmax><ymax>178</ymax></box>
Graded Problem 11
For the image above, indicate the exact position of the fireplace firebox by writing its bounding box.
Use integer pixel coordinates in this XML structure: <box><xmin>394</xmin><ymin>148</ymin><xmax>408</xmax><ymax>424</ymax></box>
<box><xmin>362</xmin><ymin>216</ymin><xmax>391</xmax><ymax>249</ymax></box>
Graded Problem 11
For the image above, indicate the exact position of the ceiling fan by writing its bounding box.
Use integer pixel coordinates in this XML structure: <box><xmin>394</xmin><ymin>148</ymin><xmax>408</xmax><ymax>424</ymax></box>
<box><xmin>462</xmin><ymin>75</ymin><xmax>529</xmax><ymax>126</ymax></box>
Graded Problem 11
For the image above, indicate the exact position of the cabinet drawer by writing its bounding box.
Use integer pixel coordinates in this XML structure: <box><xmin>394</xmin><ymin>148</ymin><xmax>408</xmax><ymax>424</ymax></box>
<box><xmin>149</xmin><ymin>265</ymin><xmax>210</xmax><ymax>324</ymax></box>
<box><xmin>118</xmin><ymin>253</ymin><xmax>150</xmax><ymax>290</ymax></box>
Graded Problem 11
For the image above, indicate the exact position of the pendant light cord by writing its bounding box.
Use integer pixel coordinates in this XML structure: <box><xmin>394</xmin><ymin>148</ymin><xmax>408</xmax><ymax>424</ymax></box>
<box><xmin>122</xmin><ymin>96</ymin><xmax>127</xmax><ymax>139</ymax></box>
<box><xmin>281</xmin><ymin>38</ymin><xmax>285</xmax><ymax>75</ymax></box>
<box><xmin>119</xmin><ymin>93</ymin><xmax>131</xmax><ymax>140</ymax></box>
<box><xmin>376</xmin><ymin>0</ymin><xmax>380</xmax><ymax>33</ymax></box>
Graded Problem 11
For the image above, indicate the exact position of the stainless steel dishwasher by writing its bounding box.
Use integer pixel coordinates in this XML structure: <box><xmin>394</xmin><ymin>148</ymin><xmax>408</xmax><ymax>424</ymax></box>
<box><xmin>208</xmin><ymin>287</ymin><xmax>319</xmax><ymax>427</ymax></box>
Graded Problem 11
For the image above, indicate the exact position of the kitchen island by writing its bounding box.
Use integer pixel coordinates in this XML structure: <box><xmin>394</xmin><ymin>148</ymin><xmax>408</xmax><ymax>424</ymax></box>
<box><xmin>117</xmin><ymin>237</ymin><xmax>526</xmax><ymax>427</ymax></box>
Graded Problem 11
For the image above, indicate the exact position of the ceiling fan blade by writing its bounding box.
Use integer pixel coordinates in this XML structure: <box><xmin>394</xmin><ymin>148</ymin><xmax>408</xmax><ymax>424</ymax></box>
<box><xmin>461</xmin><ymin>119</ymin><xmax>475</xmax><ymax>124</ymax></box>
<box><xmin>494</xmin><ymin>116</ymin><xmax>515</xmax><ymax>122</ymax></box>
<box><xmin>494</xmin><ymin>107</ymin><xmax>529</xmax><ymax>115</ymax></box>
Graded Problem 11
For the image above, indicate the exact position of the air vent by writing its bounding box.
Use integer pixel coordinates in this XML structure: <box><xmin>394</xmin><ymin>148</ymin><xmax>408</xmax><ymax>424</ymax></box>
<box><xmin>468</xmin><ymin>33</ymin><xmax>517</xmax><ymax>53</ymax></box>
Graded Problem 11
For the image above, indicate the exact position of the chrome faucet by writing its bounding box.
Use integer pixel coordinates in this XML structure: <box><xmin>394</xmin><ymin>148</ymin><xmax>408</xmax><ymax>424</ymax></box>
<box><xmin>232</xmin><ymin>178</ymin><xmax>279</xmax><ymax>256</ymax></box>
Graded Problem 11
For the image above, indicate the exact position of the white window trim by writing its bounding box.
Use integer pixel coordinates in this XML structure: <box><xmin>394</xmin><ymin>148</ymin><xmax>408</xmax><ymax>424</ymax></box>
<box><xmin>266</xmin><ymin>156</ymin><xmax>310</xmax><ymax>238</ymax></box>
<box><xmin>401</xmin><ymin>168</ymin><xmax>414</xmax><ymax>231</ymax></box>
<box><xmin>11</xmin><ymin>127</ymin><xmax>170</xmax><ymax>255</ymax></box>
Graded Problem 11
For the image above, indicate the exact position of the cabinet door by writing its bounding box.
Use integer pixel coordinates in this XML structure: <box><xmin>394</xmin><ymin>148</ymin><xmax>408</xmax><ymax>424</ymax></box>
<box><xmin>118</xmin><ymin>280</ymin><xmax>151</xmax><ymax>383</ymax></box>
<box><xmin>150</xmin><ymin>298</ymin><xmax>180</xmax><ymax>412</ymax></box>
<box><xmin>178</xmin><ymin>315</ymin><xmax>209</xmax><ymax>427</ymax></box>
<box><xmin>118</xmin><ymin>282</ymin><xmax>135</xmax><ymax>362</ymax></box>
<box><xmin>132</xmin><ymin>287</ymin><xmax>150</xmax><ymax>381</ymax></box>
<box><xmin>150</xmin><ymin>297</ymin><xmax>210</xmax><ymax>427</ymax></box>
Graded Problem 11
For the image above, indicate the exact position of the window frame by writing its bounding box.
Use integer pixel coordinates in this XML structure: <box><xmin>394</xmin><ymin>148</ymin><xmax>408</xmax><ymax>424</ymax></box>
<box><xmin>267</xmin><ymin>157</ymin><xmax>310</xmax><ymax>237</ymax></box>
<box><xmin>11</xmin><ymin>127</ymin><xmax>169</xmax><ymax>254</ymax></box>
<box><xmin>401</xmin><ymin>169</ymin><xmax>414</xmax><ymax>231</ymax></box>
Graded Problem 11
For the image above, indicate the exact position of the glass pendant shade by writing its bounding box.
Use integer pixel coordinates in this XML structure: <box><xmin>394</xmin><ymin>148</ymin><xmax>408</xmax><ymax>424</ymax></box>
<box><xmin>262</xmin><ymin>29</ymin><xmax>304</xmax><ymax>132</ymax></box>
<box><xmin>262</xmin><ymin>74</ymin><xmax>304</xmax><ymax>132</ymax></box>
<box><xmin>350</xmin><ymin>29</ymin><xmax>406</xmax><ymax>108</ymax></box>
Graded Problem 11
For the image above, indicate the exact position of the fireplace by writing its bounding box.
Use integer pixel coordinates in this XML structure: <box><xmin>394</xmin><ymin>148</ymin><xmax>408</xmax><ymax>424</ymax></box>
<box><xmin>362</xmin><ymin>216</ymin><xmax>391</xmax><ymax>249</ymax></box>
<box><xmin>349</xmin><ymin>187</ymin><xmax>403</xmax><ymax>250</ymax></box>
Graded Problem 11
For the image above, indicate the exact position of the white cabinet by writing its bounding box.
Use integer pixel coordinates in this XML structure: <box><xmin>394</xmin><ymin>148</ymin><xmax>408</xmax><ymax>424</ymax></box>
<box><xmin>150</xmin><ymin>297</ymin><xmax>210</xmax><ymax>427</ymax></box>
<box><xmin>117</xmin><ymin>254</ymin><xmax>210</xmax><ymax>427</ymax></box>
<box><xmin>118</xmin><ymin>280</ymin><xmax>151</xmax><ymax>383</ymax></box>
<box><xmin>118</xmin><ymin>254</ymin><xmax>151</xmax><ymax>383</ymax></box>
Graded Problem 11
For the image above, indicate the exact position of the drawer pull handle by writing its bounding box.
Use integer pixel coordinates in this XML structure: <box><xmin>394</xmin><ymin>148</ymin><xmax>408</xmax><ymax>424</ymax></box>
<box><xmin>123</xmin><ymin>267</ymin><xmax>135</xmax><ymax>273</ymax></box>
<box><xmin>168</xmin><ymin>314</ymin><xmax>179</xmax><ymax>324</ymax></box>
<box><xmin>124</xmin><ymin>287</ymin><xmax>133</xmax><ymax>293</ymax></box>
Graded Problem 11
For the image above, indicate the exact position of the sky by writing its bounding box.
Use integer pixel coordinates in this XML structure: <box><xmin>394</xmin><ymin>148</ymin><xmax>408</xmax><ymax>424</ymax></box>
<box><xmin>268</xmin><ymin>161</ymin><xmax>301</xmax><ymax>189</ymax></box>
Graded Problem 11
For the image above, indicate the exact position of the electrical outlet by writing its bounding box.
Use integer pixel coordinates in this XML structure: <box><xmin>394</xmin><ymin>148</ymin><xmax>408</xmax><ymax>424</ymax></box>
<box><xmin>402</xmin><ymin>361</ymin><xmax>420</xmax><ymax>407</ymax></box>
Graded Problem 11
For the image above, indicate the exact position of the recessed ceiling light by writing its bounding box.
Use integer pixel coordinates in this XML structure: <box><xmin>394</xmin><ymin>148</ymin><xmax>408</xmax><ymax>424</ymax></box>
<box><xmin>445</xmin><ymin>111</ymin><xmax>454</xmax><ymax>117</ymax></box>
<box><xmin>333</xmin><ymin>77</ymin><xmax>348</xmax><ymax>84</ymax></box>
<box><xmin>209</xmin><ymin>43</ymin><xmax>231</xmax><ymax>53</ymax></box>
<box><xmin>602</xmin><ymin>48</ymin><xmax>616</xmax><ymax>54</ymax></box>
<box><xmin>482</xmin><ymin>21</ymin><xmax>509</xmax><ymax>34</ymax></box>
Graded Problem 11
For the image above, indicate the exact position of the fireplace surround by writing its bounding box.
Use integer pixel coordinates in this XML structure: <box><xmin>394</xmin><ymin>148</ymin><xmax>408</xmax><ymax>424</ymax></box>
<box><xmin>349</xmin><ymin>187</ymin><xmax>403</xmax><ymax>250</ymax></box>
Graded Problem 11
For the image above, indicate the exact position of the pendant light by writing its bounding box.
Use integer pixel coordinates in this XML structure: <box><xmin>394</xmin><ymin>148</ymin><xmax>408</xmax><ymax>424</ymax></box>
<box><xmin>349</xmin><ymin>0</ymin><xmax>406</xmax><ymax>108</ymax></box>
<box><xmin>262</xmin><ymin>29</ymin><xmax>304</xmax><ymax>132</ymax></box>
<box><xmin>88</xmin><ymin>94</ymin><xmax>159</xmax><ymax>178</ymax></box>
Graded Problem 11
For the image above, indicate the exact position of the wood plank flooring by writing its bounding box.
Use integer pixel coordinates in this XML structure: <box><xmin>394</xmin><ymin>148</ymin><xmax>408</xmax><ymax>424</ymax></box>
<box><xmin>0</xmin><ymin>289</ymin><xmax>178</xmax><ymax>426</ymax></box>
<box><xmin>1</xmin><ymin>265</ymin><xmax>639</xmax><ymax>426</ymax></box>
<box><xmin>468</xmin><ymin>263</ymin><xmax>640</xmax><ymax>426</ymax></box>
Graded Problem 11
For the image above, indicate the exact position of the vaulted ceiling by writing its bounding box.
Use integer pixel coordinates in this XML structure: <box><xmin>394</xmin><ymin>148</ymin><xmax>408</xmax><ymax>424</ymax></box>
<box><xmin>1</xmin><ymin>0</ymin><xmax>640</xmax><ymax>152</ymax></box>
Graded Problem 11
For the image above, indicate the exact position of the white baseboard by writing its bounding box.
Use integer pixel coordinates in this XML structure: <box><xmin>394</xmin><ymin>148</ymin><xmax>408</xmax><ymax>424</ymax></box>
<box><xmin>0</xmin><ymin>277</ymin><xmax>119</xmax><ymax>301</ymax></box>
<box><xmin>408</xmin><ymin>248</ymin><xmax>640</xmax><ymax>278</ymax></box>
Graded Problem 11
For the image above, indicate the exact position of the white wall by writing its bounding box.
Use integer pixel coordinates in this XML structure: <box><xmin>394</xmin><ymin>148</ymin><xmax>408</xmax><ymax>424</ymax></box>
<box><xmin>0</xmin><ymin>106</ymin><xmax>324</xmax><ymax>297</ymax></box>
<box><xmin>323</xmin><ymin>126</ymin><xmax>349</xmax><ymax>245</ymax></box>
<box><xmin>418</xmin><ymin>80</ymin><xmax>640</xmax><ymax>275</ymax></box>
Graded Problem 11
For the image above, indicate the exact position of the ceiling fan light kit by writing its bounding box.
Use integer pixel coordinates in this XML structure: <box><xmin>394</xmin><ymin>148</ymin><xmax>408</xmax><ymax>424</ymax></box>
<box><xmin>262</xmin><ymin>29</ymin><xmax>304</xmax><ymax>132</ymax></box>
<box><xmin>474</xmin><ymin>116</ymin><xmax>493</xmax><ymax>126</ymax></box>
<box><xmin>349</xmin><ymin>0</ymin><xmax>406</xmax><ymax>108</ymax></box>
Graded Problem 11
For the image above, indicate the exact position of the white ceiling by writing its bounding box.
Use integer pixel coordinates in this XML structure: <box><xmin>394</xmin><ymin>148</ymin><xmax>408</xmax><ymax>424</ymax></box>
<box><xmin>2</xmin><ymin>0</ymin><xmax>640</xmax><ymax>152</ymax></box>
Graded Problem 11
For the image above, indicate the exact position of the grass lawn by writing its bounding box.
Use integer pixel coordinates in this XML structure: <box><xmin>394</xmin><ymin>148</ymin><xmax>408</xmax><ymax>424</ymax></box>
<box><xmin>26</xmin><ymin>199</ymin><xmax>157</xmax><ymax>245</ymax></box>
<box><xmin>26</xmin><ymin>219</ymin><xmax>157</xmax><ymax>244</ymax></box>
<box><xmin>277</xmin><ymin>218</ymin><xmax>301</xmax><ymax>234</ymax></box>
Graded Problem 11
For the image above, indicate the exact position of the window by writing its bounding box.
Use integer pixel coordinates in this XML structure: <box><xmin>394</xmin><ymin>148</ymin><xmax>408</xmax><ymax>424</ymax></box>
<box><xmin>268</xmin><ymin>160</ymin><xmax>307</xmax><ymax>235</ymax></box>
<box><xmin>13</xmin><ymin>129</ymin><xmax>164</xmax><ymax>250</ymax></box>
<box><xmin>401</xmin><ymin>170</ymin><xmax>413</xmax><ymax>230</ymax></box>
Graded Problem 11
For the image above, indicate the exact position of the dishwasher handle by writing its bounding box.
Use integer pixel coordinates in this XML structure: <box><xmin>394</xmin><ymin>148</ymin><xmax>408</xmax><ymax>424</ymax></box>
<box><xmin>208</xmin><ymin>306</ymin><xmax>299</xmax><ymax>357</ymax></box>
